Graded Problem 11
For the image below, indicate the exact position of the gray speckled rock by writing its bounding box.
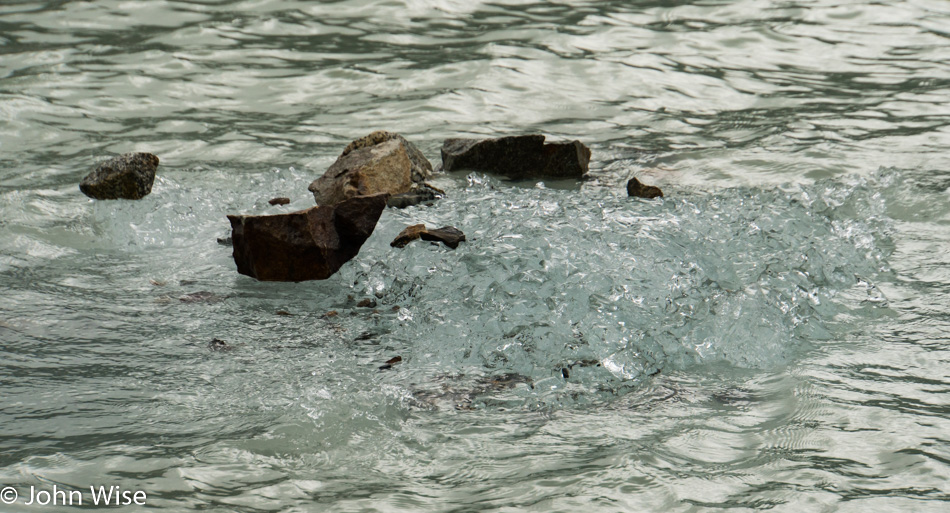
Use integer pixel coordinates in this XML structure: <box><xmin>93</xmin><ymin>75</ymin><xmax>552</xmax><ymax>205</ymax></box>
<box><xmin>79</xmin><ymin>152</ymin><xmax>159</xmax><ymax>200</ymax></box>
<box><xmin>441</xmin><ymin>135</ymin><xmax>590</xmax><ymax>179</ymax></box>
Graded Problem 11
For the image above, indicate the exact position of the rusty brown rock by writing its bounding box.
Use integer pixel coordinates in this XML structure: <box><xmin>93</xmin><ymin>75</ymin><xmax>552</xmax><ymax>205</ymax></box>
<box><xmin>227</xmin><ymin>193</ymin><xmax>388</xmax><ymax>282</ymax></box>
<box><xmin>441</xmin><ymin>135</ymin><xmax>590</xmax><ymax>179</ymax></box>
<box><xmin>390</xmin><ymin>224</ymin><xmax>427</xmax><ymax>248</ymax></box>
<box><xmin>392</xmin><ymin>224</ymin><xmax>465</xmax><ymax>249</ymax></box>
<box><xmin>79</xmin><ymin>152</ymin><xmax>159</xmax><ymax>200</ymax></box>
<box><xmin>626</xmin><ymin>177</ymin><xmax>663</xmax><ymax>199</ymax></box>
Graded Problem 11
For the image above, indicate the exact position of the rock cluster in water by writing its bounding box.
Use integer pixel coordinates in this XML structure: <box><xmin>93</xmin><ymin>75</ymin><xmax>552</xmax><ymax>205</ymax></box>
<box><xmin>79</xmin><ymin>152</ymin><xmax>159</xmax><ymax>200</ymax></box>
<box><xmin>80</xmin><ymin>133</ymin><xmax>663</xmax><ymax>282</ymax></box>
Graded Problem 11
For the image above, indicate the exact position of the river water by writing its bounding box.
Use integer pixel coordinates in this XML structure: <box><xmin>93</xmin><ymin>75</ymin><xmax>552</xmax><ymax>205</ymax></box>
<box><xmin>1</xmin><ymin>0</ymin><xmax>949</xmax><ymax>511</ymax></box>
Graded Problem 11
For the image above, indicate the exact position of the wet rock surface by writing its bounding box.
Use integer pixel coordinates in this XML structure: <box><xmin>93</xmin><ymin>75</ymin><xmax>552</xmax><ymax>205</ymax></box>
<box><xmin>268</xmin><ymin>197</ymin><xmax>291</xmax><ymax>205</ymax></box>
<box><xmin>441</xmin><ymin>134</ymin><xmax>590</xmax><ymax>179</ymax></box>
<box><xmin>391</xmin><ymin>224</ymin><xmax>465</xmax><ymax>249</ymax></box>
<box><xmin>308</xmin><ymin>131</ymin><xmax>432</xmax><ymax>205</ymax></box>
<box><xmin>386</xmin><ymin>183</ymin><xmax>444</xmax><ymax>209</ymax></box>
<box><xmin>227</xmin><ymin>193</ymin><xmax>388</xmax><ymax>282</ymax></box>
<box><xmin>420</xmin><ymin>226</ymin><xmax>465</xmax><ymax>249</ymax></box>
<box><xmin>627</xmin><ymin>177</ymin><xmax>663</xmax><ymax>199</ymax></box>
<box><xmin>79</xmin><ymin>152</ymin><xmax>159</xmax><ymax>200</ymax></box>
<box><xmin>390</xmin><ymin>224</ymin><xmax>427</xmax><ymax>248</ymax></box>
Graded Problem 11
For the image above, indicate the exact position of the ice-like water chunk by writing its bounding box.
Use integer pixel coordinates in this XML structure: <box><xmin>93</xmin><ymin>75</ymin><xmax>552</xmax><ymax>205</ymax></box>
<box><xmin>354</xmin><ymin>171</ymin><xmax>893</xmax><ymax>401</ymax></box>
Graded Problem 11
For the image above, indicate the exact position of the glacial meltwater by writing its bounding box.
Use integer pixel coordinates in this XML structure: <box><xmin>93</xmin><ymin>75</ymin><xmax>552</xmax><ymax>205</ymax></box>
<box><xmin>1</xmin><ymin>1</ymin><xmax>949</xmax><ymax>511</ymax></box>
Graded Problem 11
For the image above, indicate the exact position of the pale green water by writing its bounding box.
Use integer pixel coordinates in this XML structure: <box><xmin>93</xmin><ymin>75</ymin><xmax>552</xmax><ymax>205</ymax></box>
<box><xmin>1</xmin><ymin>1</ymin><xmax>949</xmax><ymax>511</ymax></box>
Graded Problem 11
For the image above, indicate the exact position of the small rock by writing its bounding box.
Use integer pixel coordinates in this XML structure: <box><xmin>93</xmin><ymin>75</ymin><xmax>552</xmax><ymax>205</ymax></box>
<box><xmin>390</xmin><ymin>224</ymin><xmax>427</xmax><ymax>248</ymax></box>
<box><xmin>391</xmin><ymin>305</ymin><xmax>400</xmax><ymax>312</ymax></box>
<box><xmin>441</xmin><ymin>135</ymin><xmax>590</xmax><ymax>179</ymax></box>
<box><xmin>209</xmin><ymin>338</ymin><xmax>231</xmax><ymax>351</ymax></box>
<box><xmin>268</xmin><ymin>197</ymin><xmax>291</xmax><ymax>206</ymax></box>
<box><xmin>80</xmin><ymin>152</ymin><xmax>159</xmax><ymax>200</ymax></box>
<box><xmin>217</xmin><ymin>236</ymin><xmax>233</xmax><ymax>246</ymax></box>
<box><xmin>227</xmin><ymin>193</ymin><xmax>388</xmax><ymax>282</ymax></box>
<box><xmin>325</xmin><ymin>311</ymin><xmax>339</xmax><ymax>318</ymax></box>
<box><xmin>627</xmin><ymin>177</ymin><xmax>663</xmax><ymax>199</ymax></box>
<box><xmin>308</xmin><ymin>131</ymin><xmax>432</xmax><ymax>205</ymax></box>
<box><xmin>378</xmin><ymin>355</ymin><xmax>402</xmax><ymax>370</ymax></box>
<box><xmin>276</xmin><ymin>310</ymin><xmax>293</xmax><ymax>316</ymax></box>
<box><xmin>387</xmin><ymin>183</ymin><xmax>444</xmax><ymax>209</ymax></box>
<box><xmin>420</xmin><ymin>226</ymin><xmax>465</xmax><ymax>249</ymax></box>
<box><xmin>356</xmin><ymin>298</ymin><xmax>377</xmax><ymax>308</ymax></box>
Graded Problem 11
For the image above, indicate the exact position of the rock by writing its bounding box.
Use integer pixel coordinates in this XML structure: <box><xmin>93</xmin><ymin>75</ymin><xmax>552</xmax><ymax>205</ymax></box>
<box><xmin>342</xmin><ymin>131</ymin><xmax>433</xmax><ymax>184</ymax></box>
<box><xmin>356</xmin><ymin>298</ymin><xmax>377</xmax><ymax>308</ymax></box>
<box><xmin>627</xmin><ymin>177</ymin><xmax>663</xmax><ymax>199</ymax></box>
<box><xmin>391</xmin><ymin>224</ymin><xmax>465</xmax><ymax>249</ymax></box>
<box><xmin>420</xmin><ymin>226</ymin><xmax>465</xmax><ymax>249</ymax></box>
<box><xmin>308</xmin><ymin>131</ymin><xmax>433</xmax><ymax>205</ymax></box>
<box><xmin>79</xmin><ymin>152</ymin><xmax>159</xmax><ymax>200</ymax></box>
<box><xmin>227</xmin><ymin>193</ymin><xmax>388</xmax><ymax>281</ymax></box>
<box><xmin>387</xmin><ymin>183</ymin><xmax>444</xmax><ymax>209</ymax></box>
<box><xmin>217</xmin><ymin>236</ymin><xmax>233</xmax><ymax>246</ymax></box>
<box><xmin>209</xmin><ymin>338</ymin><xmax>231</xmax><ymax>351</ymax></box>
<box><xmin>268</xmin><ymin>197</ymin><xmax>291</xmax><ymax>206</ymax></box>
<box><xmin>390</xmin><ymin>224</ymin><xmax>427</xmax><ymax>248</ymax></box>
<box><xmin>441</xmin><ymin>135</ymin><xmax>590</xmax><ymax>179</ymax></box>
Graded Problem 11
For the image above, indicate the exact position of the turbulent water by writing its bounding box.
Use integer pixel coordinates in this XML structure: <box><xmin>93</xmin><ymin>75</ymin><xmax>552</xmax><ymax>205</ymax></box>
<box><xmin>2</xmin><ymin>0</ymin><xmax>949</xmax><ymax>511</ymax></box>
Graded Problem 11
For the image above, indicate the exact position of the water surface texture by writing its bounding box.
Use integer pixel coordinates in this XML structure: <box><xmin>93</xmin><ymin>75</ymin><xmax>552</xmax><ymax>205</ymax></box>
<box><xmin>2</xmin><ymin>0</ymin><xmax>949</xmax><ymax>511</ymax></box>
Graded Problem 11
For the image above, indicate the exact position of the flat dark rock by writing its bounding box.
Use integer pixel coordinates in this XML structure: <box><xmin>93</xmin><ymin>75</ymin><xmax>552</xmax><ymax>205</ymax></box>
<box><xmin>79</xmin><ymin>152</ymin><xmax>159</xmax><ymax>200</ymax></box>
<box><xmin>627</xmin><ymin>177</ymin><xmax>663</xmax><ymax>199</ymax></box>
<box><xmin>420</xmin><ymin>226</ymin><xmax>466</xmax><ymax>249</ymax></box>
<box><xmin>441</xmin><ymin>135</ymin><xmax>590</xmax><ymax>179</ymax></box>
<box><xmin>227</xmin><ymin>193</ymin><xmax>388</xmax><ymax>282</ymax></box>
<box><xmin>268</xmin><ymin>197</ymin><xmax>291</xmax><ymax>206</ymax></box>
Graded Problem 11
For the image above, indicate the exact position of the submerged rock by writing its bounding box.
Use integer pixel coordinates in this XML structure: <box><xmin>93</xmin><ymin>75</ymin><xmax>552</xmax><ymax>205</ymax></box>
<box><xmin>79</xmin><ymin>152</ymin><xmax>159</xmax><ymax>200</ymax></box>
<box><xmin>308</xmin><ymin>131</ymin><xmax>433</xmax><ymax>206</ymax></box>
<box><xmin>627</xmin><ymin>177</ymin><xmax>663</xmax><ymax>199</ymax></box>
<box><xmin>386</xmin><ymin>183</ymin><xmax>444</xmax><ymax>209</ymax></box>
<box><xmin>391</xmin><ymin>224</ymin><xmax>465</xmax><ymax>249</ymax></box>
<box><xmin>227</xmin><ymin>193</ymin><xmax>388</xmax><ymax>282</ymax></box>
<box><xmin>441</xmin><ymin>134</ymin><xmax>590</xmax><ymax>179</ymax></box>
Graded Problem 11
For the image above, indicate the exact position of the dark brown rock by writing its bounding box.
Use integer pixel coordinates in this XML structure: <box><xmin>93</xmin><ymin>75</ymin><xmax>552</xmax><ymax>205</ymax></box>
<box><xmin>356</xmin><ymin>298</ymin><xmax>377</xmax><ymax>308</ymax></box>
<box><xmin>441</xmin><ymin>135</ymin><xmax>590</xmax><ymax>179</ymax></box>
<box><xmin>308</xmin><ymin>131</ymin><xmax>432</xmax><ymax>205</ymax></box>
<box><xmin>387</xmin><ymin>183</ymin><xmax>444</xmax><ymax>209</ymax></box>
<box><xmin>390</xmin><ymin>224</ymin><xmax>427</xmax><ymax>248</ymax></box>
<box><xmin>79</xmin><ymin>152</ymin><xmax>159</xmax><ymax>200</ymax></box>
<box><xmin>268</xmin><ymin>197</ymin><xmax>291</xmax><ymax>206</ymax></box>
<box><xmin>392</xmin><ymin>224</ymin><xmax>465</xmax><ymax>249</ymax></box>
<box><xmin>227</xmin><ymin>193</ymin><xmax>388</xmax><ymax>282</ymax></box>
<box><xmin>420</xmin><ymin>226</ymin><xmax>466</xmax><ymax>249</ymax></box>
<box><xmin>626</xmin><ymin>177</ymin><xmax>663</xmax><ymax>199</ymax></box>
